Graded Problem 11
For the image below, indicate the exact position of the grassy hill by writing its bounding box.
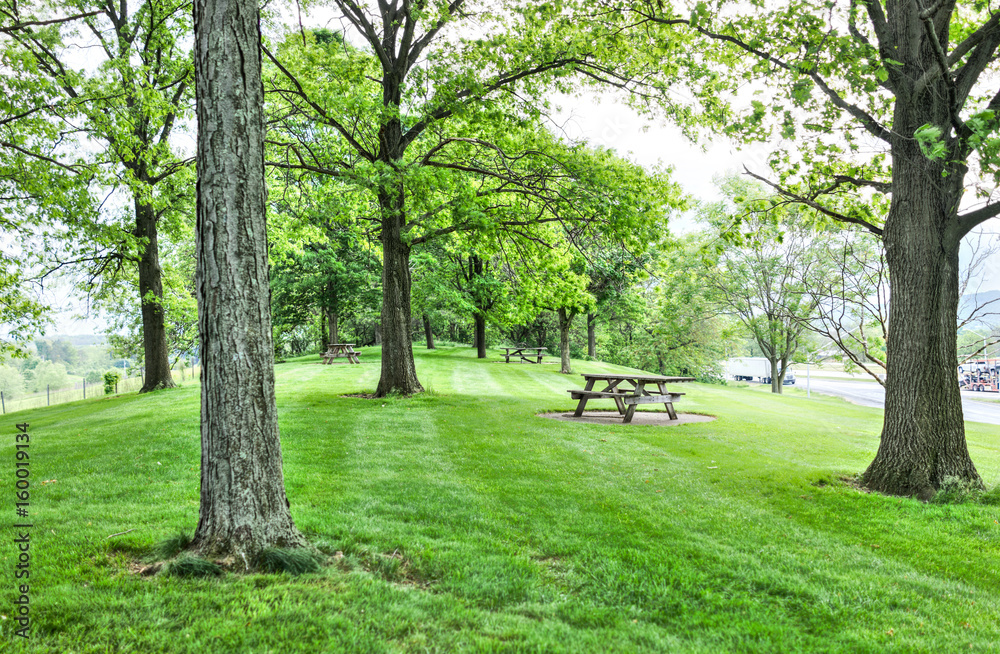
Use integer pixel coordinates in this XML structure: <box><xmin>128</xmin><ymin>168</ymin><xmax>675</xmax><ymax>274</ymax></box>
<box><xmin>3</xmin><ymin>346</ymin><xmax>1000</xmax><ymax>652</ymax></box>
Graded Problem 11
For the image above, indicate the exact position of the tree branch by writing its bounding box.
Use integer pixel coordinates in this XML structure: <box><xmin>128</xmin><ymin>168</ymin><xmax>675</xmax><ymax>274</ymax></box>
<box><xmin>742</xmin><ymin>167</ymin><xmax>884</xmax><ymax>236</ymax></box>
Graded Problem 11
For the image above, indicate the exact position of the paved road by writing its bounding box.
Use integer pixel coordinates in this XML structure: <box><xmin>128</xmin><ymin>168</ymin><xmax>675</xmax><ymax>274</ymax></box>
<box><xmin>798</xmin><ymin>377</ymin><xmax>1000</xmax><ymax>426</ymax></box>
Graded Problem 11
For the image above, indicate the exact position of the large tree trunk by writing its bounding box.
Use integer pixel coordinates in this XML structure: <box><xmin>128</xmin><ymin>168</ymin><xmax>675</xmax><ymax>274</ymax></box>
<box><xmin>862</xmin><ymin>88</ymin><xmax>981</xmax><ymax>498</ymax></box>
<box><xmin>375</xmin><ymin>183</ymin><xmax>422</xmax><ymax>396</ymax></box>
<box><xmin>190</xmin><ymin>0</ymin><xmax>305</xmax><ymax>561</ymax></box>
<box><xmin>423</xmin><ymin>313</ymin><xmax>435</xmax><ymax>349</ymax></box>
<box><xmin>474</xmin><ymin>313</ymin><xmax>486</xmax><ymax>359</ymax></box>
<box><xmin>135</xmin><ymin>200</ymin><xmax>176</xmax><ymax>393</ymax></box>
<box><xmin>587</xmin><ymin>312</ymin><xmax>597</xmax><ymax>358</ymax></box>
<box><xmin>557</xmin><ymin>308</ymin><xmax>573</xmax><ymax>374</ymax></box>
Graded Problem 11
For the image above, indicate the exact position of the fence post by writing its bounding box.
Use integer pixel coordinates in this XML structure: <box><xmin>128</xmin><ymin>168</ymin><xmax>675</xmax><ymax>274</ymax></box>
<box><xmin>1</xmin><ymin>390</ymin><xmax>4</xmax><ymax>414</ymax></box>
<box><xmin>47</xmin><ymin>385</ymin><xmax>50</xmax><ymax>406</ymax></box>
<box><xmin>83</xmin><ymin>379</ymin><xmax>86</xmax><ymax>399</ymax></box>
<box><xmin>115</xmin><ymin>381</ymin><xmax>118</xmax><ymax>394</ymax></box>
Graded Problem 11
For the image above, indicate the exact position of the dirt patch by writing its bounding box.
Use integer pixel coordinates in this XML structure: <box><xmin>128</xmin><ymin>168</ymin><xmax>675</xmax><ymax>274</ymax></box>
<box><xmin>342</xmin><ymin>393</ymin><xmax>378</xmax><ymax>399</ymax></box>
<box><xmin>539</xmin><ymin>410</ymin><xmax>715</xmax><ymax>426</ymax></box>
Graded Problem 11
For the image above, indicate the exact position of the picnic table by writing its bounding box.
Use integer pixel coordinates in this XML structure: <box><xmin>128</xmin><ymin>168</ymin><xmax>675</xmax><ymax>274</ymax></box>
<box><xmin>499</xmin><ymin>346</ymin><xmax>547</xmax><ymax>363</ymax></box>
<box><xmin>322</xmin><ymin>343</ymin><xmax>360</xmax><ymax>365</ymax></box>
<box><xmin>567</xmin><ymin>372</ymin><xmax>695</xmax><ymax>423</ymax></box>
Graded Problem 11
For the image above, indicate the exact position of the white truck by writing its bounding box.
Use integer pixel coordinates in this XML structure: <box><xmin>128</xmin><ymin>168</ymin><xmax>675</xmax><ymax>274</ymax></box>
<box><xmin>727</xmin><ymin>357</ymin><xmax>796</xmax><ymax>385</ymax></box>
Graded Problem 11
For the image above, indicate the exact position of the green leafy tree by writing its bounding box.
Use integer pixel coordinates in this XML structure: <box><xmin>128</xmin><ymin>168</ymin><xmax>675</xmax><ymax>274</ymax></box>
<box><xmin>3</xmin><ymin>0</ymin><xmax>195</xmax><ymax>393</ymax></box>
<box><xmin>31</xmin><ymin>359</ymin><xmax>67</xmax><ymax>392</ymax></box>
<box><xmin>625</xmin><ymin>0</ymin><xmax>1000</xmax><ymax>496</ymax></box>
<box><xmin>0</xmin><ymin>363</ymin><xmax>25</xmax><ymax>398</ymax></box>
<box><xmin>264</xmin><ymin>4</ymin><xmax>685</xmax><ymax>396</ymax></box>
<box><xmin>270</xmin><ymin>228</ymin><xmax>381</xmax><ymax>352</ymax></box>
<box><xmin>702</xmin><ymin>179</ymin><xmax>830</xmax><ymax>394</ymax></box>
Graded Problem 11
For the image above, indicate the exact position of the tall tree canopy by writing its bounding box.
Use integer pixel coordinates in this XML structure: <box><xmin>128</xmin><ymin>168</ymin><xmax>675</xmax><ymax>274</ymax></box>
<box><xmin>624</xmin><ymin>0</ymin><xmax>1000</xmax><ymax>497</ymax></box>
<box><xmin>264</xmin><ymin>2</ymin><xmax>686</xmax><ymax>396</ymax></box>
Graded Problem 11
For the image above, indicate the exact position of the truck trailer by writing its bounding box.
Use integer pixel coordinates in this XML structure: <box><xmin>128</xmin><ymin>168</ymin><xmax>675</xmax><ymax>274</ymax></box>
<box><xmin>958</xmin><ymin>358</ymin><xmax>999</xmax><ymax>392</ymax></box>
<box><xmin>727</xmin><ymin>357</ymin><xmax>795</xmax><ymax>385</ymax></box>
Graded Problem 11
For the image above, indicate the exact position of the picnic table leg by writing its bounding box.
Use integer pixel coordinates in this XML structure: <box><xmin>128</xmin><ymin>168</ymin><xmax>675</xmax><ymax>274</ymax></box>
<box><xmin>657</xmin><ymin>382</ymin><xmax>679</xmax><ymax>420</ymax></box>
<box><xmin>623</xmin><ymin>400</ymin><xmax>638</xmax><ymax>423</ymax></box>
<box><xmin>621</xmin><ymin>381</ymin><xmax>644</xmax><ymax>418</ymax></box>
<box><xmin>573</xmin><ymin>377</ymin><xmax>597</xmax><ymax>417</ymax></box>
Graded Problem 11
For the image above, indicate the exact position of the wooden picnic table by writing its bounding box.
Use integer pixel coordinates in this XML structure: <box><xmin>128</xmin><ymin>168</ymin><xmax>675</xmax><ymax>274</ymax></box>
<box><xmin>499</xmin><ymin>346</ymin><xmax>547</xmax><ymax>363</ymax></box>
<box><xmin>322</xmin><ymin>343</ymin><xmax>360</xmax><ymax>365</ymax></box>
<box><xmin>567</xmin><ymin>372</ymin><xmax>695</xmax><ymax>423</ymax></box>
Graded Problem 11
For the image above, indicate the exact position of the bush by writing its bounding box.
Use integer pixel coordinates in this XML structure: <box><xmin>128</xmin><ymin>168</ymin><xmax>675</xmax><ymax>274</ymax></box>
<box><xmin>103</xmin><ymin>370</ymin><xmax>121</xmax><ymax>395</ymax></box>
<box><xmin>32</xmin><ymin>361</ymin><xmax>68</xmax><ymax>392</ymax></box>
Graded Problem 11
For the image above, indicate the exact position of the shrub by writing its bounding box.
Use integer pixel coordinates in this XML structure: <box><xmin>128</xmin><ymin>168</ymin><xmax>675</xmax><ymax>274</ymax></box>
<box><xmin>103</xmin><ymin>370</ymin><xmax>121</xmax><ymax>395</ymax></box>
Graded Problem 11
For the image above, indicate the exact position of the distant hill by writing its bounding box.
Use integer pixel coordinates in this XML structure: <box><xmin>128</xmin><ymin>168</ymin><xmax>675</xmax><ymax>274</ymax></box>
<box><xmin>39</xmin><ymin>334</ymin><xmax>107</xmax><ymax>348</ymax></box>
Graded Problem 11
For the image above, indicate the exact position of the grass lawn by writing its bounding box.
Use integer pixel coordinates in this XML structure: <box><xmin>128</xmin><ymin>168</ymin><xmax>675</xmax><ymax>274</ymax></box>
<box><xmin>2</xmin><ymin>346</ymin><xmax>1000</xmax><ymax>652</ymax></box>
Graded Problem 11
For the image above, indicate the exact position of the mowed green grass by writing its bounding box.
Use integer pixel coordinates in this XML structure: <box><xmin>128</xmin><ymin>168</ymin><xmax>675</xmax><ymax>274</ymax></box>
<box><xmin>2</xmin><ymin>346</ymin><xmax>1000</xmax><ymax>652</ymax></box>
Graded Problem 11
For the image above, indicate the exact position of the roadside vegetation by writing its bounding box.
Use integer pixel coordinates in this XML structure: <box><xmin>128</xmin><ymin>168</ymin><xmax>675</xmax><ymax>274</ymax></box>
<box><xmin>2</xmin><ymin>347</ymin><xmax>999</xmax><ymax>652</ymax></box>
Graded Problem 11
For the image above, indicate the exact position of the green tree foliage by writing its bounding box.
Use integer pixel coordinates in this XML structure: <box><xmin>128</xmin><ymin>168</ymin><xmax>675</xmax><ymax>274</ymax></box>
<box><xmin>2</xmin><ymin>0</ymin><xmax>195</xmax><ymax>392</ymax></box>
<box><xmin>0</xmin><ymin>363</ymin><xmax>25</xmax><ymax>398</ymax></box>
<box><xmin>625</xmin><ymin>0</ymin><xmax>1000</xmax><ymax>495</ymax></box>
<box><xmin>264</xmin><ymin>5</ymin><xmax>687</xmax><ymax>395</ymax></box>
<box><xmin>701</xmin><ymin>177</ymin><xmax>831</xmax><ymax>393</ymax></box>
<box><xmin>31</xmin><ymin>359</ymin><xmax>67</xmax><ymax>391</ymax></box>
<box><xmin>601</xmin><ymin>238</ymin><xmax>733</xmax><ymax>380</ymax></box>
<box><xmin>270</xmin><ymin>228</ymin><xmax>381</xmax><ymax>354</ymax></box>
<box><xmin>99</xmin><ymin>236</ymin><xmax>198</xmax><ymax>370</ymax></box>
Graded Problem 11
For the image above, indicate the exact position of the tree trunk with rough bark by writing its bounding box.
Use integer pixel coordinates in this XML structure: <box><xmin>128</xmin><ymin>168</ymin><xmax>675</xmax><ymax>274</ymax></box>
<box><xmin>587</xmin><ymin>312</ymin><xmax>597</xmax><ymax>358</ymax></box>
<box><xmin>423</xmin><ymin>314</ymin><xmax>435</xmax><ymax>349</ymax></box>
<box><xmin>190</xmin><ymin>0</ymin><xmax>306</xmax><ymax>561</ymax></box>
<box><xmin>557</xmin><ymin>308</ymin><xmax>573</xmax><ymax>374</ymax></box>
<box><xmin>135</xmin><ymin>200</ymin><xmax>176</xmax><ymax>393</ymax></box>
<box><xmin>375</xmin><ymin>182</ymin><xmax>422</xmax><ymax>396</ymax></box>
<box><xmin>862</xmin><ymin>97</ymin><xmax>981</xmax><ymax>498</ymax></box>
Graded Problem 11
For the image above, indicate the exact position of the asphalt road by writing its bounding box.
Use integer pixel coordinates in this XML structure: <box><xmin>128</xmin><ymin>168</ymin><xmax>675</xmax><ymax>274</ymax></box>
<box><xmin>796</xmin><ymin>377</ymin><xmax>1000</xmax><ymax>426</ymax></box>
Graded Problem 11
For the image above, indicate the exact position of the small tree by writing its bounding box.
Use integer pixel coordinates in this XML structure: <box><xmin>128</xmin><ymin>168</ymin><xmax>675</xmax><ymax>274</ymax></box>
<box><xmin>102</xmin><ymin>370</ymin><xmax>120</xmax><ymax>395</ymax></box>
<box><xmin>704</xmin><ymin>179</ymin><xmax>829</xmax><ymax>393</ymax></box>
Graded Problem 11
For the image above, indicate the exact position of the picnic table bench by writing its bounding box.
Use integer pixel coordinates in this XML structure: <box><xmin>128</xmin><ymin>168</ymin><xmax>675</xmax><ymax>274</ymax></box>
<box><xmin>567</xmin><ymin>373</ymin><xmax>695</xmax><ymax>423</ymax></box>
<box><xmin>322</xmin><ymin>343</ymin><xmax>360</xmax><ymax>365</ymax></box>
<box><xmin>499</xmin><ymin>346</ymin><xmax>547</xmax><ymax>363</ymax></box>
